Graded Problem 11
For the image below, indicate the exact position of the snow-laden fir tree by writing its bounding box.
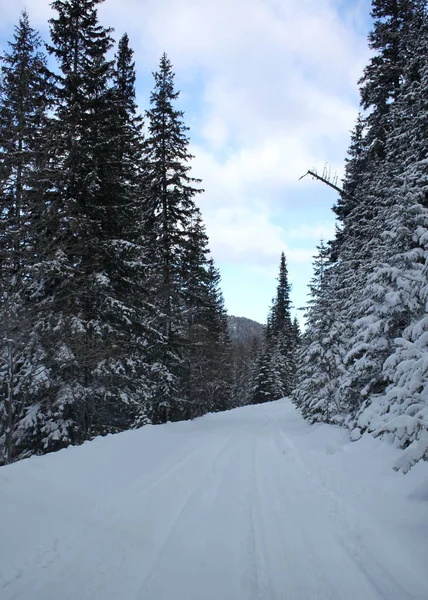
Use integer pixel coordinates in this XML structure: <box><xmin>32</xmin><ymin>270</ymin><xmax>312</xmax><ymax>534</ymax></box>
<box><xmin>95</xmin><ymin>32</ymin><xmax>159</xmax><ymax>429</ymax></box>
<box><xmin>0</xmin><ymin>11</ymin><xmax>50</xmax><ymax>464</ymax></box>
<box><xmin>17</xmin><ymin>0</ymin><xmax>153</xmax><ymax>454</ymax></box>
<box><xmin>293</xmin><ymin>241</ymin><xmax>346</xmax><ymax>422</ymax></box>
<box><xmin>269</xmin><ymin>252</ymin><xmax>296</xmax><ymax>395</ymax></box>
<box><xmin>359</xmin><ymin>0</ymin><xmax>426</xmax><ymax>158</ymax></box>
<box><xmin>250</xmin><ymin>337</ymin><xmax>283</xmax><ymax>405</ymax></box>
<box><xmin>180</xmin><ymin>228</ymin><xmax>232</xmax><ymax>417</ymax></box>
<box><xmin>143</xmin><ymin>53</ymin><xmax>218</xmax><ymax>422</ymax></box>
<box><xmin>295</xmin><ymin>0</ymin><xmax>428</xmax><ymax>470</ymax></box>
<box><xmin>332</xmin><ymin>1</ymin><xmax>427</xmax><ymax>431</ymax></box>
<box><xmin>251</xmin><ymin>252</ymin><xmax>296</xmax><ymax>404</ymax></box>
<box><xmin>0</xmin><ymin>7</ymin><xmax>253</xmax><ymax>462</ymax></box>
<box><xmin>352</xmin><ymin>12</ymin><xmax>428</xmax><ymax>469</ymax></box>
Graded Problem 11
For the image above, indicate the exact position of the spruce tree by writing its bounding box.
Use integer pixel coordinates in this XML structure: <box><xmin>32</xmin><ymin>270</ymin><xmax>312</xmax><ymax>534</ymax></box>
<box><xmin>331</xmin><ymin>115</ymin><xmax>367</xmax><ymax>259</ymax></box>
<box><xmin>0</xmin><ymin>11</ymin><xmax>50</xmax><ymax>463</ymax></box>
<box><xmin>250</xmin><ymin>337</ymin><xmax>283</xmax><ymax>404</ymax></box>
<box><xmin>20</xmin><ymin>0</ymin><xmax>145</xmax><ymax>452</ymax></box>
<box><xmin>270</xmin><ymin>252</ymin><xmax>295</xmax><ymax>395</ymax></box>
<box><xmin>295</xmin><ymin>1</ymin><xmax>428</xmax><ymax>466</ymax></box>
<box><xmin>359</xmin><ymin>0</ymin><xmax>425</xmax><ymax>157</ymax></box>
<box><xmin>197</xmin><ymin>259</ymin><xmax>233</xmax><ymax>413</ymax></box>
<box><xmin>293</xmin><ymin>241</ymin><xmax>345</xmax><ymax>422</ymax></box>
<box><xmin>334</xmin><ymin>1</ymin><xmax>428</xmax><ymax>420</ymax></box>
<box><xmin>143</xmin><ymin>53</ymin><xmax>204</xmax><ymax>421</ymax></box>
<box><xmin>351</xmin><ymin>13</ymin><xmax>428</xmax><ymax>467</ymax></box>
<box><xmin>251</xmin><ymin>252</ymin><xmax>295</xmax><ymax>403</ymax></box>
<box><xmin>99</xmin><ymin>32</ymin><xmax>156</xmax><ymax>429</ymax></box>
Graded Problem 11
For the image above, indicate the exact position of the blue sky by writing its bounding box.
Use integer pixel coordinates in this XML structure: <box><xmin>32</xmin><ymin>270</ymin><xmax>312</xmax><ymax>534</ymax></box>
<box><xmin>1</xmin><ymin>0</ymin><xmax>373</xmax><ymax>324</ymax></box>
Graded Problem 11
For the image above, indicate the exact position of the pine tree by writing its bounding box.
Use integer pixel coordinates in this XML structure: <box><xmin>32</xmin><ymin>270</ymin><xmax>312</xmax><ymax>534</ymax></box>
<box><xmin>143</xmin><ymin>53</ymin><xmax>204</xmax><ymax>422</ymax></box>
<box><xmin>98</xmin><ymin>32</ymin><xmax>156</xmax><ymax>429</ymax></box>
<box><xmin>334</xmin><ymin>2</ymin><xmax>427</xmax><ymax>420</ymax></box>
<box><xmin>231</xmin><ymin>329</ymin><xmax>262</xmax><ymax>407</ymax></box>
<box><xmin>290</xmin><ymin>0</ymin><xmax>428</xmax><ymax>470</ymax></box>
<box><xmin>250</xmin><ymin>336</ymin><xmax>283</xmax><ymax>405</ymax></box>
<box><xmin>269</xmin><ymin>252</ymin><xmax>295</xmax><ymax>396</ymax></box>
<box><xmin>293</xmin><ymin>241</ymin><xmax>345</xmax><ymax>422</ymax></box>
<box><xmin>291</xmin><ymin>316</ymin><xmax>301</xmax><ymax>348</ymax></box>
<box><xmin>306</xmin><ymin>1</ymin><xmax>426</xmax><ymax>425</ymax></box>
<box><xmin>19</xmin><ymin>0</ymin><xmax>146</xmax><ymax>452</ymax></box>
<box><xmin>359</xmin><ymin>0</ymin><xmax>425</xmax><ymax>158</ymax></box>
<box><xmin>331</xmin><ymin>115</ymin><xmax>367</xmax><ymax>259</ymax></box>
<box><xmin>0</xmin><ymin>11</ymin><xmax>50</xmax><ymax>463</ymax></box>
<box><xmin>251</xmin><ymin>252</ymin><xmax>295</xmax><ymax>403</ymax></box>
<box><xmin>351</xmin><ymin>13</ymin><xmax>428</xmax><ymax>468</ymax></box>
<box><xmin>0</xmin><ymin>7</ymin><xmax>241</xmax><ymax>462</ymax></box>
<box><xmin>296</xmin><ymin>1</ymin><xmax>428</xmax><ymax>466</ymax></box>
<box><xmin>199</xmin><ymin>259</ymin><xmax>233</xmax><ymax>413</ymax></box>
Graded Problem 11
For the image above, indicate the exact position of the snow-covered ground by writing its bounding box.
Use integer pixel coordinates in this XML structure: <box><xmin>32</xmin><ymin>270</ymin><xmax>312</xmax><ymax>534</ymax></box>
<box><xmin>1</xmin><ymin>399</ymin><xmax>428</xmax><ymax>600</ymax></box>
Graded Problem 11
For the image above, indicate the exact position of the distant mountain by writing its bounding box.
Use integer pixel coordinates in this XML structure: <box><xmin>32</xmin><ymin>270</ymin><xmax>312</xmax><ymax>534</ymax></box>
<box><xmin>227</xmin><ymin>315</ymin><xmax>264</xmax><ymax>344</ymax></box>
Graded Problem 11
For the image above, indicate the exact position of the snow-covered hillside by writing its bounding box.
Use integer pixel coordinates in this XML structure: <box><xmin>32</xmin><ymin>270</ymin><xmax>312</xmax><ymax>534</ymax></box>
<box><xmin>1</xmin><ymin>399</ymin><xmax>428</xmax><ymax>600</ymax></box>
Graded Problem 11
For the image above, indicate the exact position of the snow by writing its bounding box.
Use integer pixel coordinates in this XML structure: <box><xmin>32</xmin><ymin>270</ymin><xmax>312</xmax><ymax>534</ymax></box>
<box><xmin>1</xmin><ymin>399</ymin><xmax>428</xmax><ymax>600</ymax></box>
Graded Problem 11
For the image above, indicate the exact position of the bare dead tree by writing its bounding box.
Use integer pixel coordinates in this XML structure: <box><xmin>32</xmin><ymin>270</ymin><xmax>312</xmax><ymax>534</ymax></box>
<box><xmin>299</xmin><ymin>165</ymin><xmax>355</xmax><ymax>201</ymax></box>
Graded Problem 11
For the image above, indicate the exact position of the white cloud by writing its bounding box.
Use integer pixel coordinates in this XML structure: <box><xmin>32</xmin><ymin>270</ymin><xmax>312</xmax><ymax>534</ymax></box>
<box><xmin>204</xmin><ymin>206</ymin><xmax>284</xmax><ymax>265</ymax></box>
<box><xmin>0</xmin><ymin>0</ymin><xmax>53</xmax><ymax>29</ymax></box>
<box><xmin>203</xmin><ymin>204</ymin><xmax>314</xmax><ymax>267</ymax></box>
<box><xmin>0</xmin><ymin>0</ymin><xmax>372</xmax><ymax>315</ymax></box>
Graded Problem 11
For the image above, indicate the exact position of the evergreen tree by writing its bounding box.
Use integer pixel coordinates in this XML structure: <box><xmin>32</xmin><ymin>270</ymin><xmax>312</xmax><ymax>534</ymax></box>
<box><xmin>270</xmin><ymin>252</ymin><xmax>295</xmax><ymax>396</ymax></box>
<box><xmin>182</xmin><ymin>246</ymin><xmax>232</xmax><ymax>416</ymax></box>
<box><xmin>351</xmin><ymin>14</ymin><xmax>428</xmax><ymax>468</ymax></box>
<box><xmin>250</xmin><ymin>335</ymin><xmax>283</xmax><ymax>405</ymax></box>
<box><xmin>359</xmin><ymin>0</ymin><xmax>425</xmax><ymax>158</ymax></box>
<box><xmin>231</xmin><ymin>329</ymin><xmax>262</xmax><ymax>407</ymax></box>
<box><xmin>0</xmin><ymin>11</ymin><xmax>50</xmax><ymax>463</ymax></box>
<box><xmin>99</xmin><ymin>32</ymin><xmax>156</xmax><ymax>429</ymax></box>
<box><xmin>293</xmin><ymin>241</ymin><xmax>345</xmax><ymax>422</ymax></box>
<box><xmin>0</xmin><ymin>7</ymin><xmax>241</xmax><ymax>463</ymax></box>
<box><xmin>331</xmin><ymin>115</ymin><xmax>367</xmax><ymax>259</ymax></box>
<box><xmin>201</xmin><ymin>259</ymin><xmax>233</xmax><ymax>412</ymax></box>
<box><xmin>251</xmin><ymin>252</ymin><xmax>295</xmax><ymax>403</ymax></box>
<box><xmin>291</xmin><ymin>316</ymin><xmax>301</xmax><ymax>352</ymax></box>
<box><xmin>295</xmin><ymin>1</ymin><xmax>428</xmax><ymax>471</ymax></box>
<box><xmin>143</xmin><ymin>53</ymin><xmax>204</xmax><ymax>421</ymax></box>
<box><xmin>19</xmin><ymin>0</ymin><xmax>146</xmax><ymax>453</ymax></box>
<box><xmin>333</xmin><ymin>3</ymin><xmax>427</xmax><ymax>421</ymax></box>
<box><xmin>300</xmin><ymin>1</ymin><xmax>426</xmax><ymax>426</ymax></box>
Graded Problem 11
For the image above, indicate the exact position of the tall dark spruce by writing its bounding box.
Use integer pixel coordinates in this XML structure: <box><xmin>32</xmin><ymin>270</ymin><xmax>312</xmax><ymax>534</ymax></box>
<box><xmin>293</xmin><ymin>241</ymin><xmax>344</xmax><ymax>422</ymax></box>
<box><xmin>19</xmin><ymin>0</ymin><xmax>151</xmax><ymax>454</ymax></box>
<box><xmin>179</xmin><ymin>210</ymin><xmax>232</xmax><ymax>417</ymax></box>
<box><xmin>143</xmin><ymin>53</ymin><xmax>231</xmax><ymax>422</ymax></box>
<box><xmin>0</xmin><ymin>8</ymin><xmax>238</xmax><ymax>464</ymax></box>
<box><xmin>0</xmin><ymin>11</ymin><xmax>50</xmax><ymax>464</ymax></box>
<box><xmin>101</xmin><ymin>32</ymin><xmax>158</xmax><ymax>429</ymax></box>
<box><xmin>251</xmin><ymin>252</ymin><xmax>296</xmax><ymax>404</ymax></box>
<box><xmin>351</xmin><ymin>8</ymin><xmax>428</xmax><ymax>470</ymax></box>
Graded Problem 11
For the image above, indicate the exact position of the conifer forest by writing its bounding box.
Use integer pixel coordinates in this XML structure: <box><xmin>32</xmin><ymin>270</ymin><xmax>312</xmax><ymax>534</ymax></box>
<box><xmin>1</xmin><ymin>0</ymin><xmax>428</xmax><ymax>474</ymax></box>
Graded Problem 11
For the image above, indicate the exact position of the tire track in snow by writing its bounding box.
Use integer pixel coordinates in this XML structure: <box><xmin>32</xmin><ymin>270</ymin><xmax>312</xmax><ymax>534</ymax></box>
<box><xmin>2</xmin><ymin>400</ymin><xmax>428</xmax><ymax>600</ymax></box>
<box><xmin>249</xmin><ymin>422</ymin><xmax>267</xmax><ymax>600</ymax></box>
<box><xmin>272</xmin><ymin>420</ymin><xmax>425</xmax><ymax>599</ymax></box>
<box><xmin>25</xmin><ymin>432</ymin><xmax>235</xmax><ymax>600</ymax></box>
<box><xmin>130</xmin><ymin>432</ymin><xmax>239</xmax><ymax>599</ymax></box>
<box><xmin>134</xmin><ymin>417</ymin><xmax>273</xmax><ymax>600</ymax></box>
<box><xmin>3</xmin><ymin>443</ymin><xmax>207</xmax><ymax>599</ymax></box>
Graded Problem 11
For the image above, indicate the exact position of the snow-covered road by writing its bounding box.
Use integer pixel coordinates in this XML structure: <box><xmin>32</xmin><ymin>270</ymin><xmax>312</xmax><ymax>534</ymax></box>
<box><xmin>1</xmin><ymin>399</ymin><xmax>428</xmax><ymax>600</ymax></box>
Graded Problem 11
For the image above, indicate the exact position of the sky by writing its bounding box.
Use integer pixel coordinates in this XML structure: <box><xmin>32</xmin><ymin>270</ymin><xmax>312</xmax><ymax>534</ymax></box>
<box><xmin>0</xmin><ymin>0</ymin><xmax>373</xmax><ymax>325</ymax></box>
